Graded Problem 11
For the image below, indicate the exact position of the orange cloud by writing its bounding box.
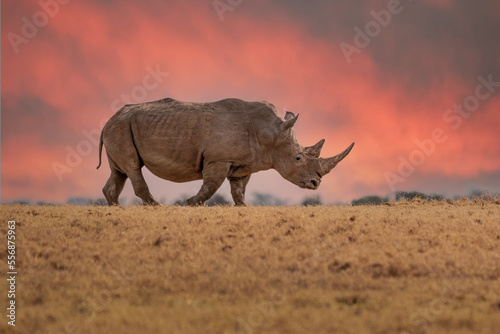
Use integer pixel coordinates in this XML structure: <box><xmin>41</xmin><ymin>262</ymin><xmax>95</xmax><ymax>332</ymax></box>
<box><xmin>2</xmin><ymin>1</ymin><xmax>500</xmax><ymax>203</ymax></box>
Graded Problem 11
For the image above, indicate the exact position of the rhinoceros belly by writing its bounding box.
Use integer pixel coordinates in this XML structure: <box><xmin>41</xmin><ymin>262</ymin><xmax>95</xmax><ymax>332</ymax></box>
<box><xmin>139</xmin><ymin>137</ymin><xmax>203</xmax><ymax>182</ymax></box>
<box><xmin>131</xmin><ymin>110</ymin><xmax>207</xmax><ymax>182</ymax></box>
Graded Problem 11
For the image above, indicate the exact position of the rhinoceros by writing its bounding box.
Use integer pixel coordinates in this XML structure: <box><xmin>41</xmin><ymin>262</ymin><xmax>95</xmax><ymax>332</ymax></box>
<box><xmin>97</xmin><ymin>98</ymin><xmax>354</xmax><ymax>206</ymax></box>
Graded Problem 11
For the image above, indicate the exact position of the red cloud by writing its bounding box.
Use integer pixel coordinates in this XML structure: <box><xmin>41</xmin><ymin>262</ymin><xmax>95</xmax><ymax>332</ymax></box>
<box><xmin>2</xmin><ymin>1</ymin><xmax>500</xmax><ymax>203</ymax></box>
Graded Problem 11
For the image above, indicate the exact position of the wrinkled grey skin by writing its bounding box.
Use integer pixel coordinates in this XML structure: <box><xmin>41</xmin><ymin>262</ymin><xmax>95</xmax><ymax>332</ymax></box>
<box><xmin>97</xmin><ymin>98</ymin><xmax>354</xmax><ymax>206</ymax></box>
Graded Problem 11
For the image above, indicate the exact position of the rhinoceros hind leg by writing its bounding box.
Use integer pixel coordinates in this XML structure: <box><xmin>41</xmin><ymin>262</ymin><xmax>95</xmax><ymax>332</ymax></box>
<box><xmin>128</xmin><ymin>169</ymin><xmax>161</xmax><ymax>206</ymax></box>
<box><xmin>228</xmin><ymin>175</ymin><xmax>251</xmax><ymax>206</ymax></box>
<box><xmin>186</xmin><ymin>162</ymin><xmax>231</xmax><ymax>206</ymax></box>
<box><xmin>103</xmin><ymin>169</ymin><xmax>128</xmax><ymax>206</ymax></box>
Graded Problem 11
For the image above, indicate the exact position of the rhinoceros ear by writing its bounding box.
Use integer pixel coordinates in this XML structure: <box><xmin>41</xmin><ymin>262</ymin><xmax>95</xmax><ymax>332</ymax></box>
<box><xmin>305</xmin><ymin>139</ymin><xmax>325</xmax><ymax>158</ymax></box>
<box><xmin>280</xmin><ymin>113</ymin><xmax>299</xmax><ymax>132</ymax></box>
<box><xmin>284</xmin><ymin>111</ymin><xmax>295</xmax><ymax>121</ymax></box>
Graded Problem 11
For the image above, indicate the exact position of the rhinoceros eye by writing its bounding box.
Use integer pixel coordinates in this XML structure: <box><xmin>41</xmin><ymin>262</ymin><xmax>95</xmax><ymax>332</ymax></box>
<box><xmin>296</xmin><ymin>156</ymin><xmax>301</xmax><ymax>161</ymax></box>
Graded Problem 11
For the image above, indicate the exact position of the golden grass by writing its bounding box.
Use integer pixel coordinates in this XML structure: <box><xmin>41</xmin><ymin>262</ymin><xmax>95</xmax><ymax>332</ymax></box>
<box><xmin>1</xmin><ymin>199</ymin><xmax>500</xmax><ymax>334</ymax></box>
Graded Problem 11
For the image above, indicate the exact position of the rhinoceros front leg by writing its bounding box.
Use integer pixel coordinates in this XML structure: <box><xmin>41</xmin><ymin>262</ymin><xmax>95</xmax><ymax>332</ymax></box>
<box><xmin>228</xmin><ymin>175</ymin><xmax>251</xmax><ymax>206</ymax></box>
<box><xmin>186</xmin><ymin>162</ymin><xmax>231</xmax><ymax>206</ymax></box>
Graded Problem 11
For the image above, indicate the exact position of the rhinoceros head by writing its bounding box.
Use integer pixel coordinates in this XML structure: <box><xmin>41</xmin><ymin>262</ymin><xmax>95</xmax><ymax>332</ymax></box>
<box><xmin>273</xmin><ymin>112</ymin><xmax>354</xmax><ymax>190</ymax></box>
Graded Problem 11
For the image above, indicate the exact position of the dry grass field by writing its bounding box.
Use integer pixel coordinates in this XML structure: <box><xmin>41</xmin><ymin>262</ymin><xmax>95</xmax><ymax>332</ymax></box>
<box><xmin>1</xmin><ymin>199</ymin><xmax>500</xmax><ymax>334</ymax></box>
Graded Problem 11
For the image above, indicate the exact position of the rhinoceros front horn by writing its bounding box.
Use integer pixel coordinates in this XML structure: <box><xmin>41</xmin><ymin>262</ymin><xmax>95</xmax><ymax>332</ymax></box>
<box><xmin>318</xmin><ymin>142</ymin><xmax>355</xmax><ymax>176</ymax></box>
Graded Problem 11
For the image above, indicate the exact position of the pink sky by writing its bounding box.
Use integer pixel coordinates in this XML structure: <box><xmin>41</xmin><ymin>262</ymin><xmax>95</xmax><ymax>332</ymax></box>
<box><xmin>2</xmin><ymin>0</ymin><xmax>500</xmax><ymax>204</ymax></box>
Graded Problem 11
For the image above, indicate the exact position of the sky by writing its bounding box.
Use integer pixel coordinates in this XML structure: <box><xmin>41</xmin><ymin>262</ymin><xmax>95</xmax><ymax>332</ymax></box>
<box><xmin>1</xmin><ymin>0</ymin><xmax>500</xmax><ymax>204</ymax></box>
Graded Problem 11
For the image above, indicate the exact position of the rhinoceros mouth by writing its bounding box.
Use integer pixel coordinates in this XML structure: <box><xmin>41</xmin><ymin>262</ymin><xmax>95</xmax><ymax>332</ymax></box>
<box><xmin>300</xmin><ymin>179</ymin><xmax>320</xmax><ymax>190</ymax></box>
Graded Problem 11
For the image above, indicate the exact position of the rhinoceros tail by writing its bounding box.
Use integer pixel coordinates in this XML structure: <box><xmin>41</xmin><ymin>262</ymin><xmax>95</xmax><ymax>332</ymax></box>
<box><xmin>96</xmin><ymin>129</ymin><xmax>104</xmax><ymax>170</ymax></box>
